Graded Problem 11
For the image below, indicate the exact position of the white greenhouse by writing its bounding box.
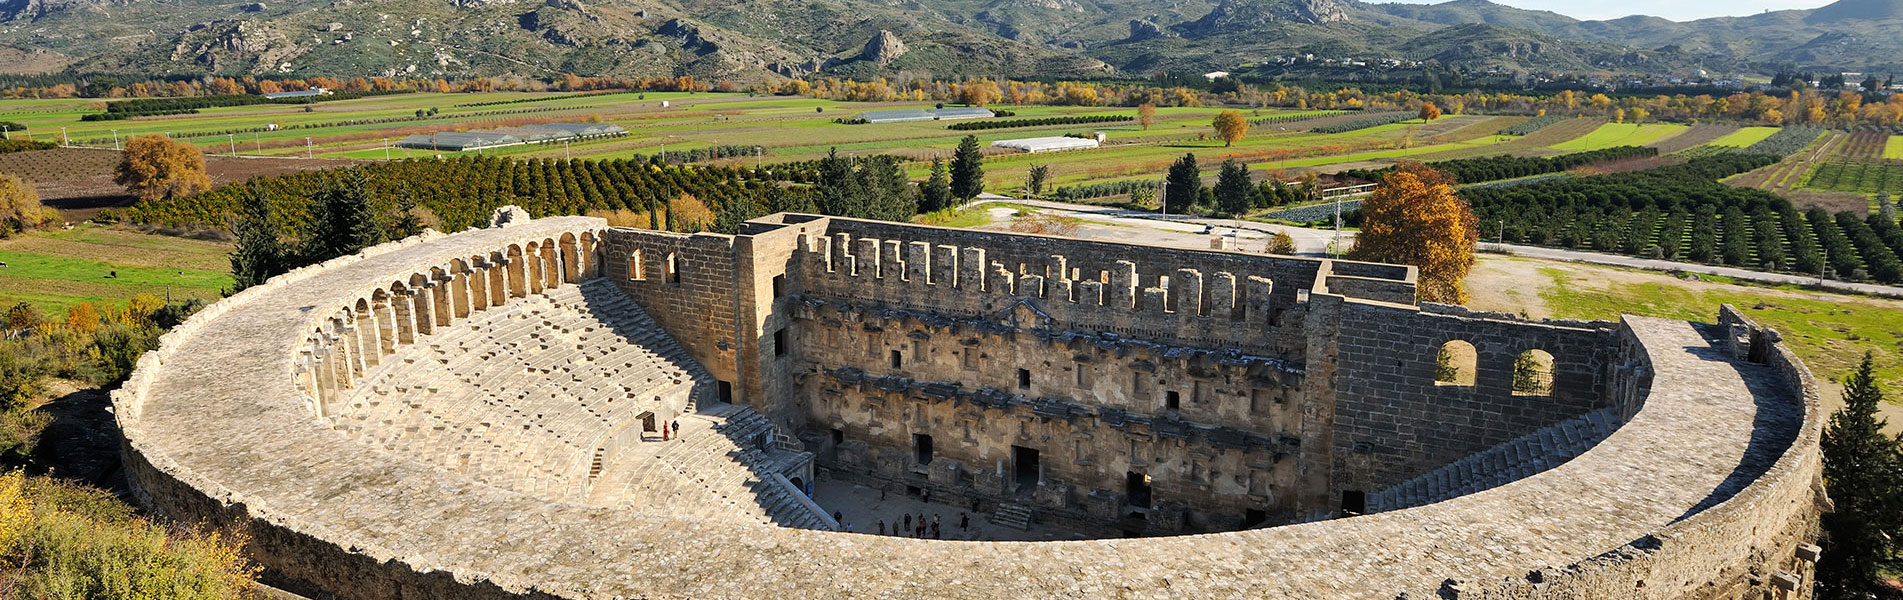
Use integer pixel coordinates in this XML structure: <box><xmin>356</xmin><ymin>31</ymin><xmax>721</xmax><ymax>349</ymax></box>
<box><xmin>990</xmin><ymin>136</ymin><xmax>1100</xmax><ymax>153</ymax></box>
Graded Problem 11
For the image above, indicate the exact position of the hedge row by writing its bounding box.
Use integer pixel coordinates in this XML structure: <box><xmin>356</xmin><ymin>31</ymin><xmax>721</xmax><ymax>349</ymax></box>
<box><xmin>946</xmin><ymin>114</ymin><xmax>1132</xmax><ymax>131</ymax></box>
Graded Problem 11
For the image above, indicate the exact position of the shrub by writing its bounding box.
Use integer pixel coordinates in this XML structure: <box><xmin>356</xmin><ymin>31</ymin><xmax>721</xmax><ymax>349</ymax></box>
<box><xmin>0</xmin><ymin>471</ymin><xmax>261</xmax><ymax>598</ymax></box>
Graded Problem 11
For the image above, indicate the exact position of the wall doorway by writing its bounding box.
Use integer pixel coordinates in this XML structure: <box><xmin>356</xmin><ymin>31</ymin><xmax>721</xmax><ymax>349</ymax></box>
<box><xmin>1011</xmin><ymin>445</ymin><xmax>1039</xmax><ymax>490</ymax></box>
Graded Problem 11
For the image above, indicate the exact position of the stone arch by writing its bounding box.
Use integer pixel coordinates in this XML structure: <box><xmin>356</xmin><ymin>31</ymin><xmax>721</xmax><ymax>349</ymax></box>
<box><xmin>1433</xmin><ymin>340</ymin><xmax>1477</xmax><ymax>387</ymax></box>
<box><xmin>408</xmin><ymin>273</ymin><xmax>436</xmax><ymax>335</ymax></box>
<box><xmin>385</xmin><ymin>284</ymin><xmax>415</xmax><ymax>345</ymax></box>
<box><xmin>447</xmin><ymin>261</ymin><xmax>473</xmax><ymax>319</ymax></box>
<box><xmin>579</xmin><ymin>231</ymin><xmax>599</xmax><ymax>278</ymax></box>
<box><xmin>560</xmin><ymin>232</ymin><xmax>581</xmax><ymax>283</ymax></box>
<box><xmin>354</xmin><ymin>298</ymin><xmax>381</xmax><ymax>367</ymax></box>
<box><xmin>506</xmin><ymin>245</ymin><xmax>529</xmax><ymax>298</ymax></box>
<box><xmin>429</xmin><ymin>267</ymin><xmax>453</xmax><ymax>327</ymax></box>
<box><xmin>488</xmin><ymin>251</ymin><xmax>510</xmax><ymax>305</ymax></box>
<box><xmin>628</xmin><ymin>247</ymin><xmax>645</xmax><ymax>281</ymax></box>
<box><xmin>462</xmin><ymin>257</ymin><xmax>488</xmax><ymax>312</ymax></box>
<box><xmin>540</xmin><ymin>237</ymin><xmax>561</xmax><ymax>289</ymax></box>
<box><xmin>1511</xmin><ymin>349</ymin><xmax>1555</xmax><ymax>397</ymax></box>
<box><xmin>524</xmin><ymin>242</ymin><xmax>544</xmax><ymax>295</ymax></box>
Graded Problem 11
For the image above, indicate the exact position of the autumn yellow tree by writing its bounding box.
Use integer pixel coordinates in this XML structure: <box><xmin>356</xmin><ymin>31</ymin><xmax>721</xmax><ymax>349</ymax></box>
<box><xmin>1211</xmin><ymin>110</ymin><xmax>1249</xmax><ymax>147</ymax></box>
<box><xmin>1138</xmin><ymin>103</ymin><xmax>1157</xmax><ymax>130</ymax></box>
<box><xmin>114</xmin><ymin>135</ymin><xmax>211</xmax><ymax>203</ymax></box>
<box><xmin>960</xmin><ymin>80</ymin><xmax>1003</xmax><ymax>106</ymax></box>
<box><xmin>0</xmin><ymin>173</ymin><xmax>52</xmax><ymax>237</ymax></box>
<box><xmin>1418</xmin><ymin>102</ymin><xmax>1441</xmax><ymax>121</ymax></box>
<box><xmin>1348</xmin><ymin>162</ymin><xmax>1478</xmax><ymax>304</ymax></box>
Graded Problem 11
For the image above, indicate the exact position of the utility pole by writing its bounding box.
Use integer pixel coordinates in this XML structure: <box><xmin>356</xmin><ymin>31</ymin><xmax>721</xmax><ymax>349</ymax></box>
<box><xmin>384</xmin><ymin>138</ymin><xmax>390</xmax><ymax>161</ymax></box>
<box><xmin>564</xmin><ymin>139</ymin><xmax>571</xmax><ymax>160</ymax></box>
<box><xmin>1498</xmin><ymin>220</ymin><xmax>1504</xmax><ymax>244</ymax></box>
<box><xmin>111</xmin><ymin>129</ymin><xmax>120</xmax><ymax>150</ymax></box>
<box><xmin>229</xmin><ymin>133</ymin><xmax>237</xmax><ymax>157</ymax></box>
<box><xmin>254</xmin><ymin>132</ymin><xmax>261</xmax><ymax>155</ymax></box>
<box><xmin>1159</xmin><ymin>180</ymin><xmax>1168</xmax><ymax>217</ymax></box>
<box><xmin>1333</xmin><ymin>191</ymin><xmax>1343</xmax><ymax>259</ymax></box>
<box><xmin>755</xmin><ymin>146</ymin><xmax>762</xmax><ymax>172</ymax></box>
<box><xmin>306</xmin><ymin>137</ymin><xmax>313</xmax><ymax>159</ymax></box>
<box><xmin>59</xmin><ymin>127</ymin><xmax>67</xmax><ymax>147</ymax></box>
<box><xmin>1</xmin><ymin>125</ymin><xmax>9</xmax><ymax>140</ymax></box>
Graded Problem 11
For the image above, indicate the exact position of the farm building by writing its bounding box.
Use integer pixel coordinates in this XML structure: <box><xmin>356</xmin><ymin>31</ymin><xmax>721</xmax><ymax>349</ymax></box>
<box><xmin>263</xmin><ymin>88</ymin><xmax>333</xmax><ymax>100</ymax></box>
<box><xmin>396</xmin><ymin>131</ymin><xmax>524</xmax><ymax>152</ymax></box>
<box><xmin>856</xmin><ymin>107</ymin><xmax>996</xmax><ymax>123</ymax></box>
<box><xmin>991</xmin><ymin>136</ymin><xmax>1099</xmax><ymax>153</ymax></box>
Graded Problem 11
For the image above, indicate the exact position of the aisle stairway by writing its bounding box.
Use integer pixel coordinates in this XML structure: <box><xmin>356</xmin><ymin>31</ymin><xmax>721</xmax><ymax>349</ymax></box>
<box><xmin>1366</xmin><ymin>407</ymin><xmax>1623</xmax><ymax>513</ymax></box>
<box><xmin>589</xmin><ymin>403</ymin><xmax>830</xmax><ymax>530</ymax></box>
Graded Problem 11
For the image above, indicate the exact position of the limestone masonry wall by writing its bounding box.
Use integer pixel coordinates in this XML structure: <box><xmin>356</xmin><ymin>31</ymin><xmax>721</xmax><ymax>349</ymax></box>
<box><xmin>112</xmin><ymin>211</ymin><xmax>1823</xmax><ymax>600</ymax></box>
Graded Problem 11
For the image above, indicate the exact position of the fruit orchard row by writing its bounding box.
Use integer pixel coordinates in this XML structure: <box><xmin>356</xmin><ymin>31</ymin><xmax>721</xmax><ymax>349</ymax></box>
<box><xmin>1498</xmin><ymin>114</ymin><xmax>1566</xmax><ymax>136</ymax></box>
<box><xmin>1310</xmin><ymin>112</ymin><xmax>1413</xmax><ymax>134</ymax></box>
<box><xmin>1462</xmin><ymin>152</ymin><xmax>1903</xmax><ymax>283</ymax></box>
<box><xmin>1340</xmin><ymin>146</ymin><xmax>1658</xmax><ymax>185</ymax></box>
<box><xmin>945</xmin><ymin>114</ymin><xmax>1132</xmax><ymax>131</ymax></box>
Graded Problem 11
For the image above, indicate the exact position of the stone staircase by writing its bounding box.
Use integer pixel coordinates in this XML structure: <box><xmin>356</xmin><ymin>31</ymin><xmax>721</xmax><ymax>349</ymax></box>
<box><xmin>1367</xmin><ymin>407</ymin><xmax>1623</xmax><ymax>513</ymax></box>
<box><xmin>589</xmin><ymin>402</ymin><xmax>831</xmax><ymax>530</ymax></box>
<box><xmin>991</xmin><ymin>503</ymin><xmax>1034</xmax><ymax>531</ymax></box>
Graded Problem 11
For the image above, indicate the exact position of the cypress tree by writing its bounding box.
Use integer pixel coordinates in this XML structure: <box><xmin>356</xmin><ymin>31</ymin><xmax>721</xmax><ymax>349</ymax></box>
<box><xmin>815</xmin><ymin>148</ymin><xmax>866</xmax><ymax>218</ymax></box>
<box><xmin>300</xmin><ymin>170</ymin><xmax>383</xmax><ymax>265</ymax></box>
<box><xmin>227</xmin><ymin>184</ymin><xmax>286</xmax><ymax>292</ymax></box>
<box><xmin>859</xmin><ymin>155</ymin><xmax>919</xmax><ymax>222</ymax></box>
<box><xmin>1818</xmin><ymin>351</ymin><xmax>1903</xmax><ymax>598</ymax></box>
<box><xmin>1215</xmin><ymin>159</ymin><xmax>1253</xmax><ymax>217</ymax></box>
<box><xmin>1165</xmin><ymin>153</ymin><xmax>1201</xmax><ymax>214</ymax></box>
<box><xmin>950</xmin><ymin>135</ymin><xmax>985</xmax><ymax>201</ymax></box>
<box><xmin>920</xmin><ymin>158</ymin><xmax>952</xmax><ymax>213</ymax></box>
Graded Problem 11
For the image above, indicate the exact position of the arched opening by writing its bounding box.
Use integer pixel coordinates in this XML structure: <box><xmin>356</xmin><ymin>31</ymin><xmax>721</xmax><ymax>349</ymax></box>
<box><xmin>540</xmin><ymin>238</ymin><xmax>561</xmax><ymax>289</ymax></box>
<box><xmin>628</xmin><ymin>248</ymin><xmax>645</xmax><ymax>281</ymax></box>
<box><xmin>428</xmin><ymin>268</ymin><xmax>452</xmax><ymax>327</ymax></box>
<box><xmin>665</xmin><ymin>252</ymin><xmax>680</xmax><ymax>285</ymax></box>
<box><xmin>524</xmin><ymin>242</ymin><xmax>544</xmax><ymax>295</ymax></box>
<box><xmin>448</xmin><ymin>261</ymin><xmax>472</xmax><ymax>319</ymax></box>
<box><xmin>506</xmin><ymin>245</ymin><xmax>528</xmax><ymax>298</ymax></box>
<box><xmin>1512</xmin><ymin>349</ymin><xmax>1555</xmax><ymax>396</ymax></box>
<box><xmin>580</xmin><ymin>232</ymin><xmax>599</xmax><ymax>278</ymax></box>
<box><xmin>386</xmin><ymin>284</ymin><xmax>416</xmax><ymax>345</ymax></box>
<box><xmin>560</xmin><ymin>232</ymin><xmax>581</xmax><ymax>283</ymax></box>
<box><xmin>488</xmin><ymin>251</ymin><xmax>509</xmax><ymax>305</ymax></box>
<box><xmin>355</xmin><ymin>298</ymin><xmax>380</xmax><ymax>367</ymax></box>
<box><xmin>408</xmin><ymin>273</ymin><xmax>435</xmax><ymax>336</ymax></box>
<box><xmin>1434</xmin><ymin>340</ymin><xmax>1477</xmax><ymax>387</ymax></box>
<box><xmin>464</xmin><ymin>257</ymin><xmax>489</xmax><ymax>312</ymax></box>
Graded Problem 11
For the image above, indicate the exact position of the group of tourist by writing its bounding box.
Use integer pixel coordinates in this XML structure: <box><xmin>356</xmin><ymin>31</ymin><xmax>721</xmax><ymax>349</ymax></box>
<box><xmin>831</xmin><ymin>510</ymin><xmax>973</xmax><ymax>538</ymax></box>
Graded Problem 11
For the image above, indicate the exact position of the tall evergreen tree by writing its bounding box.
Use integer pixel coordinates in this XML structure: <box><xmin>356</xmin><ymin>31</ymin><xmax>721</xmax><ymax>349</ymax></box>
<box><xmin>859</xmin><ymin>155</ymin><xmax>919</xmax><ymax>222</ymax></box>
<box><xmin>227</xmin><ymin>184</ymin><xmax>286</xmax><ymax>292</ymax></box>
<box><xmin>1818</xmin><ymin>352</ymin><xmax>1903</xmax><ymax>598</ymax></box>
<box><xmin>1165</xmin><ymin>153</ymin><xmax>1201</xmax><ymax>214</ymax></box>
<box><xmin>1214</xmin><ymin>159</ymin><xmax>1253</xmax><ymax>216</ymax></box>
<box><xmin>815</xmin><ymin>148</ymin><xmax>866</xmax><ymax>218</ymax></box>
<box><xmin>299</xmin><ymin>171</ymin><xmax>383</xmax><ymax>265</ymax></box>
<box><xmin>950</xmin><ymin>135</ymin><xmax>985</xmax><ymax>201</ymax></box>
<box><xmin>919</xmin><ymin>158</ymin><xmax>952</xmax><ymax>213</ymax></box>
<box><xmin>1027</xmin><ymin>164</ymin><xmax>1051</xmax><ymax>197</ymax></box>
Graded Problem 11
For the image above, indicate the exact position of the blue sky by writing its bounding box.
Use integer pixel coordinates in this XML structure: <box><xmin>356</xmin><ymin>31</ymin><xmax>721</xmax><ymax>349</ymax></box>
<box><xmin>1372</xmin><ymin>0</ymin><xmax>1837</xmax><ymax>22</ymax></box>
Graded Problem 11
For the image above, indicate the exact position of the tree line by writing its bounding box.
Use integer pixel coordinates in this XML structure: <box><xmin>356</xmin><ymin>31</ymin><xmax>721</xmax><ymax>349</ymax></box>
<box><xmin>1310</xmin><ymin>112</ymin><xmax>1414</xmax><ymax>134</ymax></box>
<box><xmin>1340</xmin><ymin>146</ymin><xmax>1659</xmax><ymax>185</ymax></box>
<box><xmin>945</xmin><ymin>114</ymin><xmax>1133</xmax><ymax>131</ymax></box>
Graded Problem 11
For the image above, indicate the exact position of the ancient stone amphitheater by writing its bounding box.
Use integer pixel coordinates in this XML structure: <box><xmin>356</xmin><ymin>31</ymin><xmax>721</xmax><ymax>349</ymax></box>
<box><xmin>117</xmin><ymin>210</ymin><xmax>1827</xmax><ymax>599</ymax></box>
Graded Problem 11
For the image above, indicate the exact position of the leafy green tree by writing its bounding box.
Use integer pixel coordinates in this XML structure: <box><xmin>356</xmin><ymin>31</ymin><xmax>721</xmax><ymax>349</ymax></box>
<box><xmin>1164</xmin><ymin>153</ymin><xmax>1201</xmax><ymax>214</ymax></box>
<box><xmin>299</xmin><ymin>171</ymin><xmax>383</xmax><ymax>265</ymax></box>
<box><xmin>919</xmin><ymin>159</ymin><xmax>952</xmax><ymax>213</ymax></box>
<box><xmin>950</xmin><ymin>135</ymin><xmax>985</xmax><ymax>201</ymax></box>
<box><xmin>1027</xmin><ymin>164</ymin><xmax>1051</xmax><ymax>197</ymax></box>
<box><xmin>227</xmin><ymin>185</ymin><xmax>288</xmax><ymax>292</ymax></box>
<box><xmin>1214</xmin><ymin>159</ymin><xmax>1252</xmax><ymax>216</ymax></box>
<box><xmin>1818</xmin><ymin>352</ymin><xmax>1903</xmax><ymax>598</ymax></box>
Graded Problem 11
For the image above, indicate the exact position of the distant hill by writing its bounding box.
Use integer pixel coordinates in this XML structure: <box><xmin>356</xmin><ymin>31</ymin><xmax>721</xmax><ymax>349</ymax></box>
<box><xmin>0</xmin><ymin>0</ymin><xmax>1899</xmax><ymax>80</ymax></box>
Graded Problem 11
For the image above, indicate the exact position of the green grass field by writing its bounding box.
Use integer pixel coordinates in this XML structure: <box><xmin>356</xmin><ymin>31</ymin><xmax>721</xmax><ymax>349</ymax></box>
<box><xmin>1534</xmin><ymin>265</ymin><xmax>1903</xmax><ymax>394</ymax></box>
<box><xmin>0</xmin><ymin>226</ymin><xmax>232</xmax><ymax>313</ymax></box>
<box><xmin>1888</xmin><ymin>135</ymin><xmax>1903</xmax><ymax>160</ymax></box>
<box><xmin>1706</xmin><ymin>126</ymin><xmax>1780</xmax><ymax>148</ymax></box>
<box><xmin>1546</xmin><ymin>123</ymin><xmax>1691</xmax><ymax>152</ymax></box>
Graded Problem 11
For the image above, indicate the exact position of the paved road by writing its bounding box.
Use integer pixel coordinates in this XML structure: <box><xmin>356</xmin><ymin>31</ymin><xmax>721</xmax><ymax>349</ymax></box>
<box><xmin>969</xmin><ymin>196</ymin><xmax>1903</xmax><ymax>299</ymax></box>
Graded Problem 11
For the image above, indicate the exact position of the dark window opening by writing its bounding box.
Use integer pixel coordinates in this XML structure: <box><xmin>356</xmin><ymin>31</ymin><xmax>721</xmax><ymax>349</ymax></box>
<box><xmin>1016</xmin><ymin>368</ymin><xmax>1031</xmax><ymax>390</ymax></box>
<box><xmin>830</xmin><ymin>428</ymin><xmax>844</xmax><ymax>446</ymax></box>
<box><xmin>1340</xmin><ymin>490</ymin><xmax>1366</xmax><ymax>516</ymax></box>
<box><xmin>914</xmin><ymin>433</ymin><xmax>934</xmax><ymax>465</ymax></box>
<box><xmin>1165</xmin><ymin>390</ymin><xmax>1181</xmax><ymax>411</ymax></box>
<box><xmin>1243</xmin><ymin>509</ymin><xmax>1267</xmax><ymax>528</ymax></box>
<box><xmin>1126</xmin><ymin>471</ymin><xmax>1153</xmax><ymax>509</ymax></box>
<box><xmin>717</xmin><ymin>380</ymin><xmax>733</xmax><ymax>404</ymax></box>
<box><xmin>664</xmin><ymin>253</ymin><xmax>680</xmax><ymax>285</ymax></box>
<box><xmin>890</xmin><ymin>349</ymin><xmax>903</xmax><ymax>370</ymax></box>
<box><xmin>1012</xmin><ymin>445</ymin><xmax>1040</xmax><ymax>489</ymax></box>
<box><xmin>773</xmin><ymin>328</ymin><xmax>788</xmax><ymax>357</ymax></box>
<box><xmin>771</xmin><ymin>274</ymin><xmax>785</xmax><ymax>298</ymax></box>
